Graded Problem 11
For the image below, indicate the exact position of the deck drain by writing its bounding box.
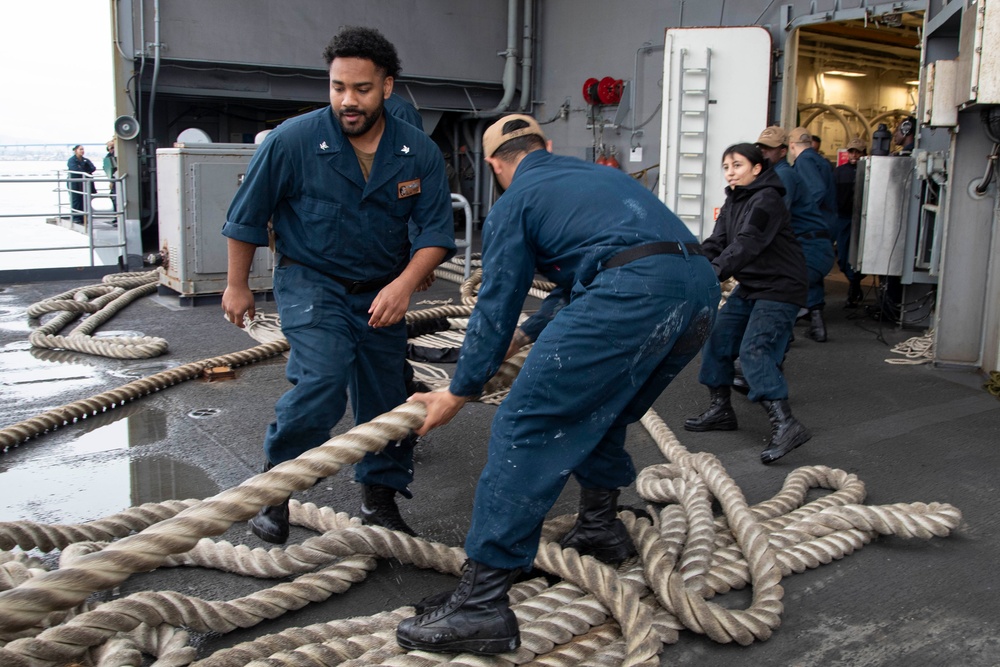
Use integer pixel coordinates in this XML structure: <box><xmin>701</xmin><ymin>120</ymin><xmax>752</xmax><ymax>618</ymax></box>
<box><xmin>187</xmin><ymin>408</ymin><xmax>222</xmax><ymax>419</ymax></box>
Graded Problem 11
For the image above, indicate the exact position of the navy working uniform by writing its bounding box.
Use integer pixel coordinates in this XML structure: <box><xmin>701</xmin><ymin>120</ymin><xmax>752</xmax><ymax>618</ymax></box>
<box><xmin>698</xmin><ymin>165</ymin><xmax>808</xmax><ymax>402</ymax></box>
<box><xmin>385</xmin><ymin>93</ymin><xmax>424</xmax><ymax>130</ymax></box>
<box><xmin>67</xmin><ymin>150</ymin><xmax>97</xmax><ymax>225</ymax></box>
<box><xmin>833</xmin><ymin>158</ymin><xmax>859</xmax><ymax>280</ymax></box>
<box><xmin>792</xmin><ymin>145</ymin><xmax>838</xmax><ymax>236</ymax></box>
<box><xmin>449</xmin><ymin>149</ymin><xmax>720</xmax><ymax>571</ymax></box>
<box><xmin>222</xmin><ymin>107</ymin><xmax>455</xmax><ymax>495</ymax></box>
<box><xmin>772</xmin><ymin>159</ymin><xmax>834</xmax><ymax>311</ymax></box>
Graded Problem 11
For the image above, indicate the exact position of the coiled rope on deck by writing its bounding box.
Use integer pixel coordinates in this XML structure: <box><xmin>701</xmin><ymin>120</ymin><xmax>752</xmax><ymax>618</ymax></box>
<box><xmin>26</xmin><ymin>271</ymin><xmax>170</xmax><ymax>359</ymax></box>
<box><xmin>885</xmin><ymin>328</ymin><xmax>935</xmax><ymax>365</ymax></box>
<box><xmin>0</xmin><ymin>398</ymin><xmax>963</xmax><ymax>666</ymax></box>
<box><xmin>0</xmin><ymin>264</ymin><xmax>964</xmax><ymax>666</ymax></box>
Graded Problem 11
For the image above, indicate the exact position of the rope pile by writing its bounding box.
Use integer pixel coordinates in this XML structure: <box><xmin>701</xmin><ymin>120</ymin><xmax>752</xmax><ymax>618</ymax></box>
<box><xmin>0</xmin><ymin>398</ymin><xmax>962</xmax><ymax>666</ymax></box>
<box><xmin>985</xmin><ymin>370</ymin><xmax>1000</xmax><ymax>399</ymax></box>
<box><xmin>0</xmin><ymin>264</ymin><xmax>964</xmax><ymax>666</ymax></box>
<box><xmin>885</xmin><ymin>328</ymin><xmax>935</xmax><ymax>365</ymax></box>
<box><xmin>26</xmin><ymin>271</ymin><xmax>169</xmax><ymax>360</ymax></box>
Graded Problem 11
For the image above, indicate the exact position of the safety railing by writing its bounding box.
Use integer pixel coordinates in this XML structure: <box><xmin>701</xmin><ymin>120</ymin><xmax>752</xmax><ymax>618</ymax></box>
<box><xmin>452</xmin><ymin>193</ymin><xmax>474</xmax><ymax>281</ymax></box>
<box><xmin>0</xmin><ymin>170</ymin><xmax>130</xmax><ymax>281</ymax></box>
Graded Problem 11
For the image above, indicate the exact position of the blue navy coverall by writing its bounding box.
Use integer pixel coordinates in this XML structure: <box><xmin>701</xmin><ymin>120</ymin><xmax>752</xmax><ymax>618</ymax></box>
<box><xmin>222</xmin><ymin>107</ymin><xmax>455</xmax><ymax>496</ymax></box>
<box><xmin>792</xmin><ymin>147</ymin><xmax>838</xmax><ymax>235</ymax></box>
<box><xmin>772</xmin><ymin>159</ymin><xmax>834</xmax><ymax>310</ymax></box>
<box><xmin>66</xmin><ymin>153</ymin><xmax>96</xmax><ymax>224</ymax></box>
<box><xmin>450</xmin><ymin>150</ymin><xmax>720</xmax><ymax>571</ymax></box>
<box><xmin>698</xmin><ymin>166</ymin><xmax>808</xmax><ymax>402</ymax></box>
<box><xmin>832</xmin><ymin>159</ymin><xmax>859</xmax><ymax>280</ymax></box>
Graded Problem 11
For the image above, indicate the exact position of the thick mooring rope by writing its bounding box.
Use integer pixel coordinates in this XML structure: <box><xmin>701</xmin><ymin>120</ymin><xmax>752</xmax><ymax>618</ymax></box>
<box><xmin>0</xmin><ymin>399</ymin><xmax>963</xmax><ymax>666</ymax></box>
<box><xmin>26</xmin><ymin>271</ymin><xmax>170</xmax><ymax>359</ymax></box>
<box><xmin>0</xmin><ymin>267</ymin><xmax>964</xmax><ymax>666</ymax></box>
<box><xmin>0</xmin><ymin>340</ymin><xmax>289</xmax><ymax>453</ymax></box>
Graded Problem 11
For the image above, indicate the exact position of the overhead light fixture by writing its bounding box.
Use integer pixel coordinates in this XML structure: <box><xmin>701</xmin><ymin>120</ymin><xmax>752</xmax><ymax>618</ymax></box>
<box><xmin>824</xmin><ymin>69</ymin><xmax>867</xmax><ymax>77</ymax></box>
<box><xmin>905</xmin><ymin>79</ymin><xmax>921</xmax><ymax>86</ymax></box>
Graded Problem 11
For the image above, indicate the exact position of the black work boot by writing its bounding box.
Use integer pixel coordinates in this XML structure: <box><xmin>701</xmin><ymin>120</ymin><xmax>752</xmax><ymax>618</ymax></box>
<box><xmin>759</xmin><ymin>399</ymin><xmax>811</xmax><ymax>464</ymax></box>
<box><xmin>732</xmin><ymin>358</ymin><xmax>749</xmax><ymax>395</ymax></box>
<box><xmin>248</xmin><ymin>462</ymin><xmax>290</xmax><ymax>544</ymax></box>
<box><xmin>684</xmin><ymin>386</ymin><xmax>739</xmax><ymax>432</ymax></box>
<box><xmin>361</xmin><ymin>484</ymin><xmax>417</xmax><ymax>536</ymax></box>
<box><xmin>847</xmin><ymin>275</ymin><xmax>864</xmax><ymax>307</ymax></box>
<box><xmin>396</xmin><ymin>559</ymin><xmax>520</xmax><ymax>655</ymax></box>
<box><xmin>806</xmin><ymin>308</ymin><xmax>828</xmax><ymax>342</ymax></box>
<box><xmin>559</xmin><ymin>487</ymin><xmax>637</xmax><ymax>564</ymax></box>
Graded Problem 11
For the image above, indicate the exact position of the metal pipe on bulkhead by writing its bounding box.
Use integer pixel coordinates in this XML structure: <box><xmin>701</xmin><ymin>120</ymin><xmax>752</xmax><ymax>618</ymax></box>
<box><xmin>519</xmin><ymin>0</ymin><xmax>533</xmax><ymax>111</ymax></box>
<box><xmin>491</xmin><ymin>0</ymin><xmax>520</xmax><ymax>114</ymax></box>
<box><xmin>144</xmin><ymin>0</ymin><xmax>162</xmax><ymax>230</ymax></box>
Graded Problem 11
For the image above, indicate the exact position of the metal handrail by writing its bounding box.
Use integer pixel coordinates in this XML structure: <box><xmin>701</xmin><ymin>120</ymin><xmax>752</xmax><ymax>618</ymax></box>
<box><xmin>451</xmin><ymin>193</ymin><xmax>474</xmax><ymax>280</ymax></box>
<box><xmin>0</xmin><ymin>171</ymin><xmax>130</xmax><ymax>279</ymax></box>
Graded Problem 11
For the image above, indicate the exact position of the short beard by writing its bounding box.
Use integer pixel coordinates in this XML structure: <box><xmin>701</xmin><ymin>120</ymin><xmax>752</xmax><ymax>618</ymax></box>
<box><xmin>338</xmin><ymin>101</ymin><xmax>385</xmax><ymax>137</ymax></box>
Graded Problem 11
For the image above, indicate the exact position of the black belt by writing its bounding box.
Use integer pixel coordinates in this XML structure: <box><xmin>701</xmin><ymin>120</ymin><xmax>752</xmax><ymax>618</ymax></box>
<box><xmin>278</xmin><ymin>255</ymin><xmax>397</xmax><ymax>294</ymax></box>
<box><xmin>603</xmin><ymin>241</ymin><xmax>704</xmax><ymax>269</ymax></box>
<box><xmin>797</xmin><ymin>230</ymin><xmax>830</xmax><ymax>241</ymax></box>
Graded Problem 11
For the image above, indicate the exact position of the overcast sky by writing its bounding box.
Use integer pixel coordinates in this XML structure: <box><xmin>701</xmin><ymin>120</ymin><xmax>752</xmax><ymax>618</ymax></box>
<box><xmin>0</xmin><ymin>1</ymin><xmax>115</xmax><ymax>146</ymax></box>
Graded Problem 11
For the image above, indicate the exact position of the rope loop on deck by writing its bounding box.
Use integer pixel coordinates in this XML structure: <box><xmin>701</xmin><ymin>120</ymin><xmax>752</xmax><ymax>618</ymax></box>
<box><xmin>0</xmin><ymin>260</ymin><xmax>964</xmax><ymax>666</ymax></box>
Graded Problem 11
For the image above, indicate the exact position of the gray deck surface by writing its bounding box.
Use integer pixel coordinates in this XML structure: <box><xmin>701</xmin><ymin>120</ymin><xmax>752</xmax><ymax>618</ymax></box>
<box><xmin>1</xmin><ymin>257</ymin><xmax>998</xmax><ymax>666</ymax></box>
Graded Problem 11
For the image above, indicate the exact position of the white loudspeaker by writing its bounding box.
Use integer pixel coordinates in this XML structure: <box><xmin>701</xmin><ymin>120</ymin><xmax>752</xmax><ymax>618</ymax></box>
<box><xmin>114</xmin><ymin>115</ymin><xmax>140</xmax><ymax>140</ymax></box>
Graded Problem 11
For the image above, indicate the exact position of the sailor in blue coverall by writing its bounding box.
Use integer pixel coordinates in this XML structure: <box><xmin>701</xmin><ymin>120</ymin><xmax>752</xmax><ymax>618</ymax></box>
<box><xmin>788</xmin><ymin>127</ymin><xmax>838</xmax><ymax>340</ymax></box>
<box><xmin>395</xmin><ymin>115</ymin><xmax>720</xmax><ymax>656</ymax></box>
<box><xmin>757</xmin><ymin>126</ymin><xmax>834</xmax><ymax>342</ymax></box>
<box><xmin>221</xmin><ymin>27</ymin><xmax>455</xmax><ymax>544</ymax></box>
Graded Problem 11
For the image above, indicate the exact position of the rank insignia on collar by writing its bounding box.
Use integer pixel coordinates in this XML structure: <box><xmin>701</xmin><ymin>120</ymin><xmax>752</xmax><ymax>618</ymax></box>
<box><xmin>401</xmin><ymin>145</ymin><xmax>410</xmax><ymax>154</ymax></box>
<box><xmin>320</xmin><ymin>141</ymin><xmax>328</xmax><ymax>150</ymax></box>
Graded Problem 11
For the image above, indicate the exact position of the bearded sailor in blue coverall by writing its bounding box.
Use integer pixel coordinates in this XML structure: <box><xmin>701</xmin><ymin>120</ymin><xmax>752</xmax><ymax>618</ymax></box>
<box><xmin>395</xmin><ymin>114</ymin><xmax>720</xmax><ymax>656</ymax></box>
<box><xmin>221</xmin><ymin>27</ymin><xmax>455</xmax><ymax>544</ymax></box>
<box><xmin>756</xmin><ymin>126</ymin><xmax>834</xmax><ymax>342</ymax></box>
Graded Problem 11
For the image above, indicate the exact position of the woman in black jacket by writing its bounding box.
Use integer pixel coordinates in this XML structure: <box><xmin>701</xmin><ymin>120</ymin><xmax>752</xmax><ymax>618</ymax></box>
<box><xmin>684</xmin><ymin>143</ymin><xmax>811</xmax><ymax>464</ymax></box>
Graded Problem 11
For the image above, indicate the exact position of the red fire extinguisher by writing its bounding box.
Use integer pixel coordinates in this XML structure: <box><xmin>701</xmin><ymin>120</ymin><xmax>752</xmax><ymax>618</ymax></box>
<box><xmin>604</xmin><ymin>147</ymin><xmax>620</xmax><ymax>169</ymax></box>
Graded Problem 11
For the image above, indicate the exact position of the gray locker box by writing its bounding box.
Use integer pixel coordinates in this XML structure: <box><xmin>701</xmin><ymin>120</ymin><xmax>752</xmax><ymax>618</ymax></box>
<box><xmin>157</xmin><ymin>145</ymin><xmax>272</xmax><ymax>297</ymax></box>
<box><xmin>855</xmin><ymin>155</ymin><xmax>916</xmax><ymax>277</ymax></box>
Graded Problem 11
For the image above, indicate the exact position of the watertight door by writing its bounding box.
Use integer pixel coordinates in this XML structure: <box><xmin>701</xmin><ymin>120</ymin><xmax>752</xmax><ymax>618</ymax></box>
<box><xmin>658</xmin><ymin>27</ymin><xmax>772</xmax><ymax>239</ymax></box>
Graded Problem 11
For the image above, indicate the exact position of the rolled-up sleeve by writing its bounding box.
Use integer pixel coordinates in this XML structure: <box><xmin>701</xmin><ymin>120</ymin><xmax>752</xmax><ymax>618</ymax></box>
<box><xmin>222</xmin><ymin>134</ymin><xmax>293</xmax><ymax>247</ymax></box>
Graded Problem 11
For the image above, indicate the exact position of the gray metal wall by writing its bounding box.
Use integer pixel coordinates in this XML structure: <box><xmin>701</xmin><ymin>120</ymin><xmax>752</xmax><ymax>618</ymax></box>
<box><xmin>533</xmin><ymin>0</ymin><xmax>785</xmax><ymax>176</ymax></box>
<box><xmin>125</xmin><ymin>0</ymin><xmax>511</xmax><ymax>83</ymax></box>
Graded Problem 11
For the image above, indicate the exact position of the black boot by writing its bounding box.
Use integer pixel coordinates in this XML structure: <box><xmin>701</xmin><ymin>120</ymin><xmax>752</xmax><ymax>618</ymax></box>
<box><xmin>559</xmin><ymin>487</ymin><xmax>636</xmax><ymax>564</ymax></box>
<box><xmin>806</xmin><ymin>308</ymin><xmax>827</xmax><ymax>342</ymax></box>
<box><xmin>760</xmin><ymin>400</ymin><xmax>811</xmax><ymax>464</ymax></box>
<box><xmin>396</xmin><ymin>559</ymin><xmax>520</xmax><ymax>654</ymax></box>
<box><xmin>248</xmin><ymin>462</ymin><xmax>290</xmax><ymax>544</ymax></box>
<box><xmin>361</xmin><ymin>484</ymin><xmax>417</xmax><ymax>536</ymax></box>
<box><xmin>847</xmin><ymin>274</ymin><xmax>864</xmax><ymax>307</ymax></box>
<box><xmin>732</xmin><ymin>358</ymin><xmax>749</xmax><ymax>395</ymax></box>
<box><xmin>684</xmin><ymin>386</ymin><xmax>739</xmax><ymax>432</ymax></box>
